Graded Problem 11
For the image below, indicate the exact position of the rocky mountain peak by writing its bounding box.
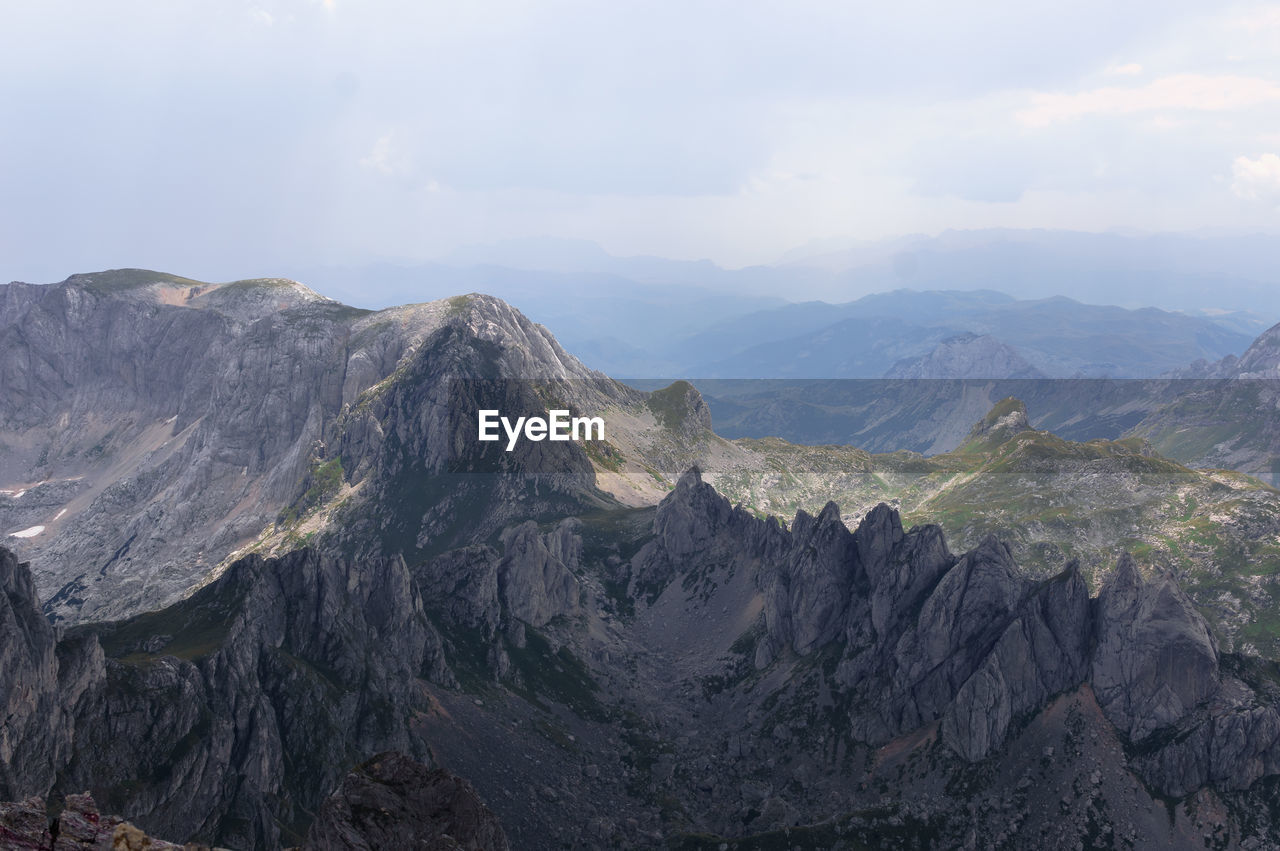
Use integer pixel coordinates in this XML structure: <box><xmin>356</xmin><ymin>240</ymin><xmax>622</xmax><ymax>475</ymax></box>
<box><xmin>1093</xmin><ymin>552</ymin><xmax>1221</xmax><ymax>743</ymax></box>
<box><xmin>651</xmin><ymin>466</ymin><xmax>736</xmax><ymax>561</ymax></box>
<box><xmin>816</xmin><ymin>499</ymin><xmax>842</xmax><ymax>525</ymax></box>
<box><xmin>437</xmin><ymin>292</ymin><xmax>602</xmax><ymax>380</ymax></box>
<box><xmin>1163</xmin><ymin>318</ymin><xmax>1280</xmax><ymax>378</ymax></box>
<box><xmin>965</xmin><ymin>396</ymin><xmax>1033</xmax><ymax>443</ymax></box>
<box><xmin>674</xmin><ymin>464</ymin><xmax>705</xmax><ymax>492</ymax></box>
<box><xmin>645</xmin><ymin>380</ymin><xmax>714</xmax><ymax>433</ymax></box>
<box><xmin>1108</xmin><ymin>551</ymin><xmax>1143</xmax><ymax>595</ymax></box>
<box><xmin>1</xmin><ymin>276</ymin><xmax>645</xmax><ymax>622</ymax></box>
<box><xmin>1234</xmin><ymin>319</ymin><xmax>1280</xmax><ymax>377</ymax></box>
<box><xmin>853</xmin><ymin>502</ymin><xmax>904</xmax><ymax>557</ymax></box>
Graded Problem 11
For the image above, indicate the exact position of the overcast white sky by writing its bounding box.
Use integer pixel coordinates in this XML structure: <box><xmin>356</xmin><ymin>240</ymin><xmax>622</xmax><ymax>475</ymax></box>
<box><xmin>3</xmin><ymin>0</ymin><xmax>1280</xmax><ymax>282</ymax></box>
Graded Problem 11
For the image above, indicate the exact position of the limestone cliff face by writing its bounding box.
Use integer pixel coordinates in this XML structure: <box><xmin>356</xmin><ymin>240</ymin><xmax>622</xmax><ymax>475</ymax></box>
<box><xmin>1092</xmin><ymin>553</ymin><xmax>1221</xmax><ymax>742</ymax></box>
<box><xmin>0</xmin><ymin>274</ymin><xmax>634</xmax><ymax>625</ymax></box>
<box><xmin>499</xmin><ymin>519</ymin><xmax>582</xmax><ymax>628</ymax></box>
<box><xmin>1092</xmin><ymin>554</ymin><xmax>1280</xmax><ymax>796</ymax></box>
<box><xmin>0</xmin><ymin>272</ymin><xmax>416</xmax><ymax>623</ymax></box>
<box><xmin>0</xmin><ymin>544</ymin><xmax>452</xmax><ymax>848</ymax></box>
<box><xmin>0</xmin><ymin>548</ymin><xmax>83</xmax><ymax>800</ymax></box>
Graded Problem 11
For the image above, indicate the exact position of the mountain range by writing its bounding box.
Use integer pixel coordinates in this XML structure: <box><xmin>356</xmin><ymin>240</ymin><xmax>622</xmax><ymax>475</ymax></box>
<box><xmin>291</xmin><ymin>231</ymin><xmax>1279</xmax><ymax>379</ymax></box>
<box><xmin>4</xmin><ymin>269</ymin><xmax>1280</xmax><ymax>848</ymax></box>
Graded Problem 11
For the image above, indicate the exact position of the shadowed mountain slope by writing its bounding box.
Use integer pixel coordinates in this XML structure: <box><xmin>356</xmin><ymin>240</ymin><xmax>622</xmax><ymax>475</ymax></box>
<box><xmin>5</xmin><ymin>465</ymin><xmax>1280</xmax><ymax>847</ymax></box>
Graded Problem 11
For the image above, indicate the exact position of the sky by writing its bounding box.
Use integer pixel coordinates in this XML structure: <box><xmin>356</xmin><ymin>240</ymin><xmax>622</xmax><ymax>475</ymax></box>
<box><xmin>3</xmin><ymin>0</ymin><xmax>1280</xmax><ymax>283</ymax></box>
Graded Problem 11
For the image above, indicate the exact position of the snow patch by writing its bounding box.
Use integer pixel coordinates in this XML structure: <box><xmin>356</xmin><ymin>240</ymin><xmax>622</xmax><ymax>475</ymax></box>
<box><xmin>0</xmin><ymin>489</ymin><xmax>26</xmax><ymax>499</ymax></box>
<box><xmin>9</xmin><ymin>525</ymin><xmax>45</xmax><ymax>538</ymax></box>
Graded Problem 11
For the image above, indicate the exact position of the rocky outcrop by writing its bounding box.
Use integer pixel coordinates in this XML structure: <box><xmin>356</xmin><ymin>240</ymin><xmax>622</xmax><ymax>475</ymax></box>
<box><xmin>759</xmin><ymin>500</ymin><xmax>861</xmax><ymax>658</ymax></box>
<box><xmin>1089</xmin><ymin>554</ymin><xmax>1280</xmax><ymax>797</ymax></box>
<box><xmin>649</xmin><ymin>466</ymin><xmax>738</xmax><ymax>561</ymax></box>
<box><xmin>963</xmin><ymin>396</ymin><xmax>1032</xmax><ymax>443</ymax></box>
<box><xmin>0</xmin><ymin>547</ymin><xmax>67</xmax><ymax>800</ymax></box>
<box><xmin>1130</xmin><ymin>681</ymin><xmax>1280</xmax><ymax>797</ymax></box>
<box><xmin>644</xmin><ymin>380</ymin><xmax>713</xmax><ymax>435</ymax></box>
<box><xmin>940</xmin><ymin>559</ymin><xmax>1092</xmax><ymax>760</ymax></box>
<box><xmin>415</xmin><ymin>546</ymin><xmax>502</xmax><ymax>635</ymax></box>
<box><xmin>641</xmin><ymin>475</ymin><xmax>1075</xmax><ymax>759</ymax></box>
<box><xmin>0</xmin><ymin>792</ymin><xmax>210</xmax><ymax>850</ymax></box>
<box><xmin>631</xmin><ymin>467</ymin><xmax>746</xmax><ymax>596</ymax></box>
<box><xmin>302</xmin><ymin>752</ymin><xmax>509</xmax><ymax>851</ymax></box>
<box><xmin>414</xmin><ymin>517</ymin><xmax>586</xmax><ymax>635</ymax></box>
<box><xmin>66</xmin><ymin>549</ymin><xmax>448</xmax><ymax>848</ymax></box>
<box><xmin>498</xmin><ymin>519</ymin><xmax>582</xmax><ymax>628</ymax></box>
<box><xmin>1092</xmin><ymin>553</ymin><xmax>1221</xmax><ymax>741</ymax></box>
<box><xmin>861</xmin><ymin>505</ymin><xmax>949</xmax><ymax>640</ymax></box>
<box><xmin>0</xmin><ymin>548</ymin><xmax>102</xmax><ymax>805</ymax></box>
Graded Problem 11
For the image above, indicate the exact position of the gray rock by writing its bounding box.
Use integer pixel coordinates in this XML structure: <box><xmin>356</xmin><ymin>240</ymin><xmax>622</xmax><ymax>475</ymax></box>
<box><xmin>499</xmin><ymin>519</ymin><xmax>582</xmax><ymax>627</ymax></box>
<box><xmin>942</xmin><ymin>562</ymin><xmax>1091</xmax><ymax>760</ymax></box>
<box><xmin>1092</xmin><ymin>553</ymin><xmax>1220</xmax><ymax>741</ymax></box>
<box><xmin>627</xmin><ymin>471</ymin><xmax>1280</xmax><ymax>799</ymax></box>
<box><xmin>0</xmin><ymin>545</ymin><xmax>450</xmax><ymax>848</ymax></box>
<box><xmin>415</xmin><ymin>545</ymin><xmax>502</xmax><ymax>633</ymax></box>
<box><xmin>0</xmin><ymin>278</ymin><xmax>632</xmax><ymax>626</ymax></box>
<box><xmin>0</xmin><ymin>547</ymin><xmax>86</xmax><ymax>801</ymax></box>
<box><xmin>302</xmin><ymin>751</ymin><xmax>509</xmax><ymax>851</ymax></box>
<box><xmin>0</xmin><ymin>791</ymin><xmax>202</xmax><ymax>850</ymax></box>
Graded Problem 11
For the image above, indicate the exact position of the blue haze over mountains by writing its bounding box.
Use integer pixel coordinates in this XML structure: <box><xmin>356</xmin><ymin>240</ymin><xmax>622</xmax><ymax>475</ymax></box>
<box><xmin>294</xmin><ymin>229</ymin><xmax>1275</xmax><ymax>379</ymax></box>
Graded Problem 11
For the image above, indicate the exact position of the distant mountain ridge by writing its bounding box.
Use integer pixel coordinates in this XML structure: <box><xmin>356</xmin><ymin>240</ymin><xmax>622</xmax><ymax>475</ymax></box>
<box><xmin>679</xmin><ymin>289</ymin><xmax>1252</xmax><ymax>378</ymax></box>
<box><xmin>776</xmin><ymin>228</ymin><xmax>1280</xmax><ymax>317</ymax></box>
<box><xmin>288</xmin><ymin>231</ymin><xmax>1273</xmax><ymax>378</ymax></box>
<box><xmin>885</xmin><ymin>332</ymin><xmax>1044</xmax><ymax>379</ymax></box>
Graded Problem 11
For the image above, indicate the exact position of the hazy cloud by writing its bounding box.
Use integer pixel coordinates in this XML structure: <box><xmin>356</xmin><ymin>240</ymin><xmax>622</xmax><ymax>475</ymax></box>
<box><xmin>1232</xmin><ymin>153</ymin><xmax>1280</xmax><ymax>202</ymax></box>
<box><xmin>1018</xmin><ymin>74</ymin><xmax>1280</xmax><ymax>127</ymax></box>
<box><xmin>1233</xmin><ymin>5</ymin><xmax>1280</xmax><ymax>33</ymax></box>
<box><xmin>1</xmin><ymin>0</ymin><xmax>1278</xmax><ymax>281</ymax></box>
<box><xmin>360</xmin><ymin>134</ymin><xmax>402</xmax><ymax>176</ymax></box>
